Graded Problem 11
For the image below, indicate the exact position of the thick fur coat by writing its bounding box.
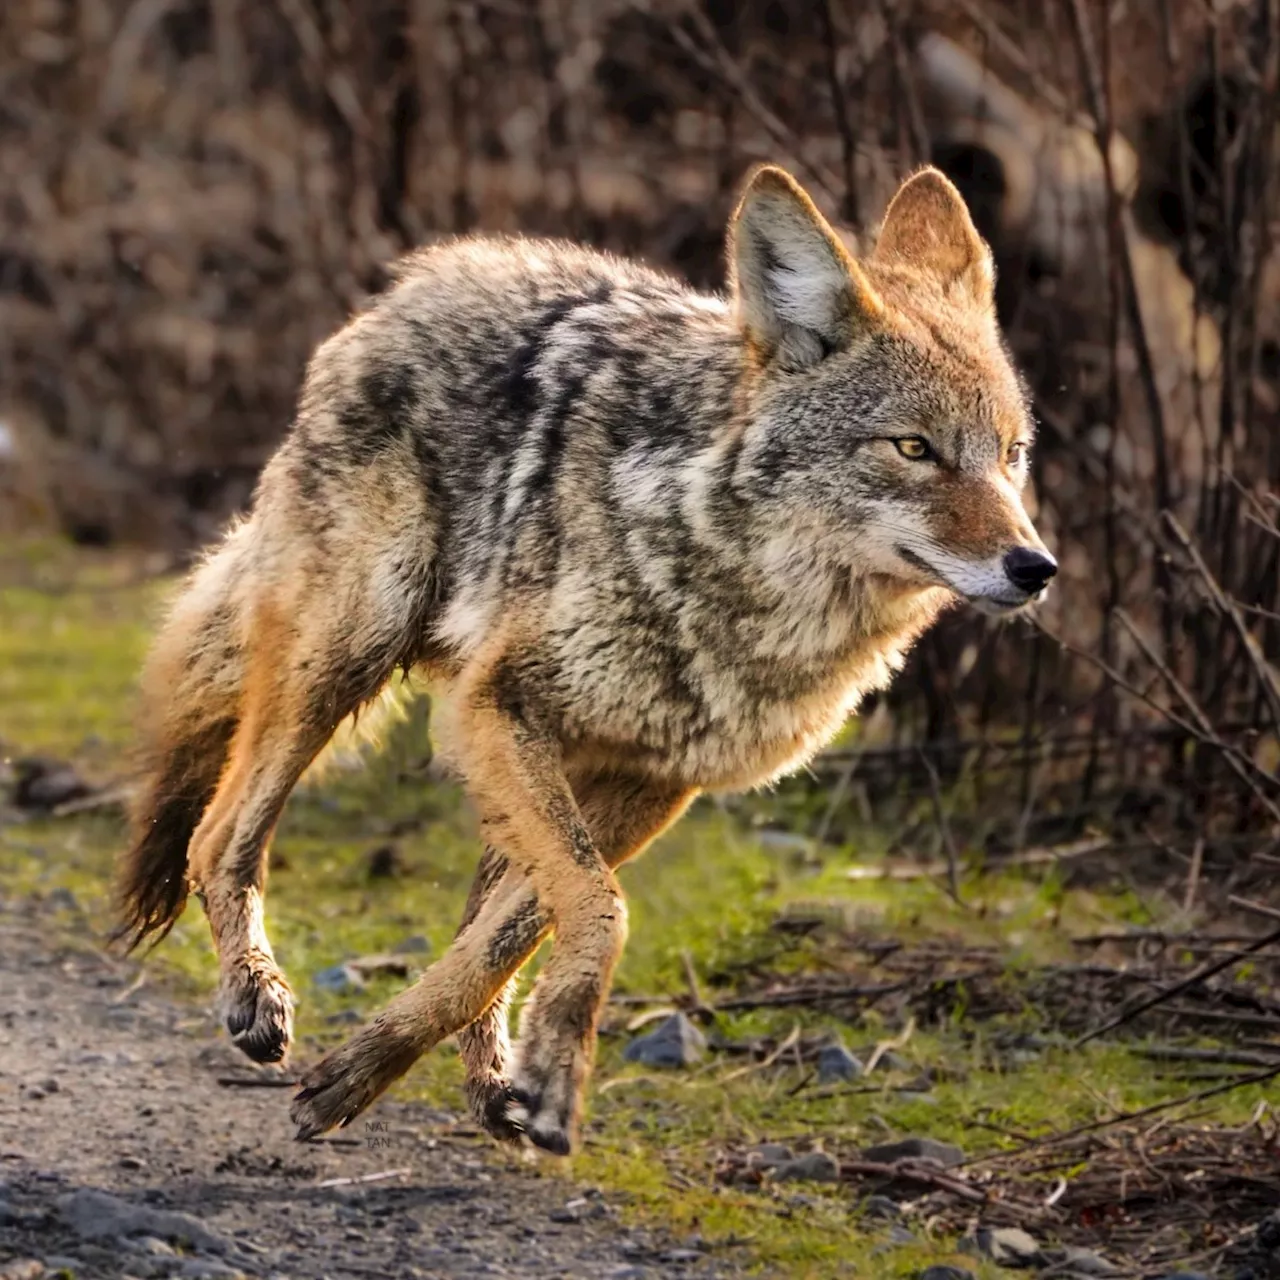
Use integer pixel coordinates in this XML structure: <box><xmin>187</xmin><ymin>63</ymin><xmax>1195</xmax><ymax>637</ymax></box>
<box><xmin>117</xmin><ymin>165</ymin><xmax>1054</xmax><ymax>1155</ymax></box>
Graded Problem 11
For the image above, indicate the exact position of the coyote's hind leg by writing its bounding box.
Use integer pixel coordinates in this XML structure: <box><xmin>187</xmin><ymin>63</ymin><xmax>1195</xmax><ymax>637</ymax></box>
<box><xmin>457</xmin><ymin>777</ymin><xmax>694</xmax><ymax>1141</ymax></box>
<box><xmin>189</xmin><ymin>576</ymin><xmax>418</xmax><ymax>1063</ymax></box>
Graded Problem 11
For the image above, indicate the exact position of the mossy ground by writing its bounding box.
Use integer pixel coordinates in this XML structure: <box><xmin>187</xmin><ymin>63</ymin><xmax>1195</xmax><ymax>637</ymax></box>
<box><xmin>2</xmin><ymin>539</ymin><xmax>1268</xmax><ymax>1278</ymax></box>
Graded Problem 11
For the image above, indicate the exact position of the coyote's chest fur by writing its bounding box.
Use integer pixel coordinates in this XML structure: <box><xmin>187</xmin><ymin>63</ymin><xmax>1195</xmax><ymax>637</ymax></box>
<box><xmin>545</xmin><ymin>574</ymin><xmax>941</xmax><ymax>791</ymax></box>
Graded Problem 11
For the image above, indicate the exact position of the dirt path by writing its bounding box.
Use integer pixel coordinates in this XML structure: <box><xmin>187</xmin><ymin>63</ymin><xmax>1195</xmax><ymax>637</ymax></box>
<box><xmin>0</xmin><ymin>903</ymin><xmax>730</xmax><ymax>1280</ymax></box>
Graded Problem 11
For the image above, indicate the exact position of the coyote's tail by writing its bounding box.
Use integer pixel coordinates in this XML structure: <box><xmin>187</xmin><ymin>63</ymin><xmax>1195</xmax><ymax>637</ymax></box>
<box><xmin>114</xmin><ymin>521</ymin><xmax>422</xmax><ymax>950</ymax></box>
<box><xmin>114</xmin><ymin>534</ymin><xmax>249</xmax><ymax>951</ymax></box>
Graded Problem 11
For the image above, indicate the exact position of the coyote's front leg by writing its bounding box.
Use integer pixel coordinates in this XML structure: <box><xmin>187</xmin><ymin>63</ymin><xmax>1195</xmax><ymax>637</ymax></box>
<box><xmin>452</xmin><ymin>683</ymin><xmax>629</xmax><ymax>1154</ymax></box>
<box><xmin>456</xmin><ymin>777</ymin><xmax>694</xmax><ymax>1143</ymax></box>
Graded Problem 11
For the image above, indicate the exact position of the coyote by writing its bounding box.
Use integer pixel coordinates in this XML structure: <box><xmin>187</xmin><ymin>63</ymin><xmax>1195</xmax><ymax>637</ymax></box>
<box><xmin>117</xmin><ymin>164</ymin><xmax>1055</xmax><ymax>1155</ymax></box>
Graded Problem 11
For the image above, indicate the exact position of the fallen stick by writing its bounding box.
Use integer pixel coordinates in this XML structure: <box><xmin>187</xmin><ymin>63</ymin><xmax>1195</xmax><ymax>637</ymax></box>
<box><xmin>315</xmin><ymin>1168</ymin><xmax>412</xmax><ymax>1189</ymax></box>
<box><xmin>1074</xmin><ymin>924</ymin><xmax>1280</xmax><ymax>1046</ymax></box>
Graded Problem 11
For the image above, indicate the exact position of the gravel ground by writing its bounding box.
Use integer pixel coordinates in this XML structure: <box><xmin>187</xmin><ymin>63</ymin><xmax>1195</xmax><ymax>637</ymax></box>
<box><xmin>0</xmin><ymin>904</ymin><xmax>736</xmax><ymax>1280</ymax></box>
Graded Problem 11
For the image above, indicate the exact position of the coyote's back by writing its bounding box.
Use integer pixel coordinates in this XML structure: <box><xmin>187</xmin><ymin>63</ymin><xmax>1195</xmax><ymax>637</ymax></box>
<box><xmin>119</xmin><ymin>164</ymin><xmax>1055</xmax><ymax>1156</ymax></box>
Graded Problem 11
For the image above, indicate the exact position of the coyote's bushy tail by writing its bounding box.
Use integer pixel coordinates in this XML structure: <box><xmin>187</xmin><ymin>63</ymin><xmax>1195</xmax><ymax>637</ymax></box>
<box><xmin>114</xmin><ymin>519</ymin><xmax>421</xmax><ymax>950</ymax></box>
<box><xmin>115</xmin><ymin>532</ymin><xmax>250</xmax><ymax>951</ymax></box>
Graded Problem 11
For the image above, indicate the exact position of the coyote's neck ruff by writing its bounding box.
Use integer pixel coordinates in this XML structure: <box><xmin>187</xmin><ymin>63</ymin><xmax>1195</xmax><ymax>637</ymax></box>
<box><xmin>119</xmin><ymin>165</ymin><xmax>1054</xmax><ymax>1157</ymax></box>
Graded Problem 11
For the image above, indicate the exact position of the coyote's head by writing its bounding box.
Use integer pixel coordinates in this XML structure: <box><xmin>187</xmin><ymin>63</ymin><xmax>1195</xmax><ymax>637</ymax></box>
<box><xmin>729</xmin><ymin>164</ymin><xmax>1055</xmax><ymax>615</ymax></box>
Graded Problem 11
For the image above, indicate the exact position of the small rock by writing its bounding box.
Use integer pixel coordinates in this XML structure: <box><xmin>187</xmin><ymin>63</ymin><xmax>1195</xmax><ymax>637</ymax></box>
<box><xmin>746</xmin><ymin>1142</ymin><xmax>793</xmax><ymax>1168</ymax></box>
<box><xmin>57</xmin><ymin>1188</ymin><xmax>233</xmax><ymax>1257</ymax></box>
<box><xmin>863</xmin><ymin>1137</ymin><xmax>965</xmax><ymax>1168</ymax></box>
<box><xmin>601</xmin><ymin>1268</ymin><xmax>648</xmax><ymax>1280</ymax></box>
<box><xmin>393</xmin><ymin>934</ymin><xmax>432</xmax><ymax>955</ymax></box>
<box><xmin>11</xmin><ymin>757</ymin><xmax>94</xmax><ymax>811</ymax></box>
<box><xmin>346</xmin><ymin>953</ymin><xmax>412</xmax><ymax>981</ymax></box>
<box><xmin>312</xmin><ymin>963</ymin><xmax>365</xmax><ymax>994</ymax></box>
<box><xmin>623</xmin><ymin>1013</ymin><xmax>706</xmax><ymax>1068</ymax></box>
<box><xmin>969</xmin><ymin>1226</ymin><xmax>1042</xmax><ymax>1267</ymax></box>
<box><xmin>119</xmin><ymin>1155</ymin><xmax>146</xmax><ymax>1172</ymax></box>
<box><xmin>0</xmin><ymin>1202</ymin><xmax>15</xmax><ymax>1226</ymax></box>
<box><xmin>1053</xmin><ymin>1247</ymin><xmax>1122</xmax><ymax>1276</ymax></box>
<box><xmin>365</xmin><ymin>843</ymin><xmax>404</xmax><ymax>878</ymax></box>
<box><xmin>860</xmin><ymin>1195</ymin><xmax>901</xmax><ymax>1221</ymax></box>
<box><xmin>887</xmin><ymin>1226</ymin><xmax>917</xmax><ymax>1245</ymax></box>
<box><xmin>658</xmin><ymin>1249</ymin><xmax>703</xmax><ymax>1264</ymax></box>
<box><xmin>771</xmin><ymin>1151</ymin><xmax>840</xmax><ymax>1182</ymax></box>
<box><xmin>177</xmin><ymin>1263</ymin><xmax>246</xmax><ymax>1280</ymax></box>
<box><xmin>47</xmin><ymin>887</ymin><xmax>80</xmax><ymax>912</ymax></box>
<box><xmin>1256</xmin><ymin>1213</ymin><xmax>1280</xmax><ymax>1251</ymax></box>
<box><xmin>918</xmin><ymin>1269</ymin><xmax>976</xmax><ymax>1280</ymax></box>
<box><xmin>325</xmin><ymin>1009</ymin><xmax>362</xmax><ymax>1025</ymax></box>
<box><xmin>132</xmin><ymin>1237</ymin><xmax>176</xmax><ymax>1257</ymax></box>
<box><xmin>817</xmin><ymin>1041</ymin><xmax>864</xmax><ymax>1082</ymax></box>
<box><xmin>1</xmin><ymin>1263</ymin><xmax>46</xmax><ymax>1280</ymax></box>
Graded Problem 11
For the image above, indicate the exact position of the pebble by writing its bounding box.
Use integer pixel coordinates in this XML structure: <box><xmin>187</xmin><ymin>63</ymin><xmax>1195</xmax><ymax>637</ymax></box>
<box><xmin>1</xmin><ymin>1263</ymin><xmax>45</xmax><ymax>1280</ymax></box>
<box><xmin>969</xmin><ymin>1225</ymin><xmax>1042</xmax><ymax>1267</ymax></box>
<box><xmin>0</xmin><ymin>1201</ymin><xmax>14</xmax><ymax>1226</ymax></box>
<box><xmin>325</xmin><ymin>1009</ymin><xmax>362</xmax><ymax>1025</ymax></box>
<box><xmin>862</xmin><ymin>1137</ymin><xmax>965</xmax><ymax>1168</ymax></box>
<box><xmin>365</xmin><ymin>843</ymin><xmax>403</xmax><ymax>878</ymax></box>
<box><xmin>771</xmin><ymin>1151</ymin><xmax>840</xmax><ymax>1182</ymax></box>
<box><xmin>816</xmin><ymin>1041</ymin><xmax>864</xmax><ymax>1082</ymax></box>
<box><xmin>1256</xmin><ymin>1213</ymin><xmax>1280</xmax><ymax>1251</ymax></box>
<box><xmin>58</xmin><ymin>1188</ymin><xmax>235</xmax><ymax>1257</ymax></box>
<box><xmin>311</xmin><ymin>963</ymin><xmax>365</xmax><ymax>994</ymax></box>
<box><xmin>119</xmin><ymin>1155</ymin><xmax>147</xmax><ymax>1171</ymax></box>
<box><xmin>176</xmin><ymin>1263</ymin><xmax>246</xmax><ymax>1280</ymax></box>
<box><xmin>393</xmin><ymin>934</ymin><xmax>432</xmax><ymax>955</ymax></box>
<box><xmin>11</xmin><ymin>757</ymin><xmax>94</xmax><ymax>810</ymax></box>
<box><xmin>918</xmin><ymin>1269</ymin><xmax>976</xmax><ymax>1280</ymax></box>
<box><xmin>601</xmin><ymin>1268</ymin><xmax>648</xmax><ymax>1280</ymax></box>
<box><xmin>133</xmin><ymin>1236</ymin><xmax>177</xmax><ymax>1256</ymax></box>
<box><xmin>746</xmin><ymin>1142</ymin><xmax>793</xmax><ymax>1168</ymax></box>
<box><xmin>859</xmin><ymin>1195</ymin><xmax>901</xmax><ymax>1221</ymax></box>
<box><xmin>623</xmin><ymin>1013</ymin><xmax>706</xmax><ymax>1068</ymax></box>
<box><xmin>1052</xmin><ymin>1246</ymin><xmax>1123</xmax><ymax>1276</ymax></box>
<box><xmin>346</xmin><ymin>953</ymin><xmax>413</xmax><ymax>980</ymax></box>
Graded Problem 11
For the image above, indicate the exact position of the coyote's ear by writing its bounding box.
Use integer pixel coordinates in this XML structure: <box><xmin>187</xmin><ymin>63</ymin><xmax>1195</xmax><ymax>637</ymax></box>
<box><xmin>874</xmin><ymin>167</ymin><xmax>995</xmax><ymax>307</ymax></box>
<box><xmin>729</xmin><ymin>165</ymin><xmax>883</xmax><ymax>368</ymax></box>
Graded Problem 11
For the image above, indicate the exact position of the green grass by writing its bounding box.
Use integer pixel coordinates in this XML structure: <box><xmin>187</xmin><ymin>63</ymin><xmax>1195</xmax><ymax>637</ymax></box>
<box><xmin>2</xmin><ymin>535</ymin><xmax>1267</xmax><ymax>1279</ymax></box>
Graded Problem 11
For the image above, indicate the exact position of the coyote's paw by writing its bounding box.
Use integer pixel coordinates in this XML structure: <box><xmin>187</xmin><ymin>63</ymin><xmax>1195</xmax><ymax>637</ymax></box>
<box><xmin>502</xmin><ymin>1047</ymin><xmax>586</xmax><ymax>1157</ymax></box>
<box><xmin>290</xmin><ymin>1020</ymin><xmax>419</xmax><ymax>1140</ymax></box>
<box><xmin>221</xmin><ymin>961</ymin><xmax>294</xmax><ymax>1065</ymax></box>
<box><xmin>464</xmin><ymin>1074</ymin><xmax>526</xmax><ymax>1145</ymax></box>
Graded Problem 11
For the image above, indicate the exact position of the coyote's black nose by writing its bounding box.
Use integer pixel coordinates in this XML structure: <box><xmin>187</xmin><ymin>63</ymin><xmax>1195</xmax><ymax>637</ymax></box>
<box><xmin>1003</xmin><ymin>547</ymin><xmax>1057</xmax><ymax>595</ymax></box>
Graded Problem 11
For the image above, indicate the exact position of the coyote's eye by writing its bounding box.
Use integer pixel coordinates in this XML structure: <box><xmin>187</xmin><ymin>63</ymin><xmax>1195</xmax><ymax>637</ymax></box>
<box><xmin>894</xmin><ymin>437</ymin><xmax>934</xmax><ymax>461</ymax></box>
<box><xmin>1007</xmin><ymin>442</ymin><xmax>1028</xmax><ymax>466</ymax></box>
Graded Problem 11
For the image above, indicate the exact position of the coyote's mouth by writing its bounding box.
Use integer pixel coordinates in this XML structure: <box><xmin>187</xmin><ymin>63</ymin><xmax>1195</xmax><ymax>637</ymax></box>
<box><xmin>966</xmin><ymin>591</ymin><xmax>1043</xmax><ymax>616</ymax></box>
<box><xmin>894</xmin><ymin>544</ymin><xmax>1045</xmax><ymax>614</ymax></box>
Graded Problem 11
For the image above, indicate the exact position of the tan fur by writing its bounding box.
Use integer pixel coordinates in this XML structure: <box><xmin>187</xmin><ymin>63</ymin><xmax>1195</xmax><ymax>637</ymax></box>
<box><xmin>117</xmin><ymin>162</ymin><xmax>1053</xmax><ymax>1155</ymax></box>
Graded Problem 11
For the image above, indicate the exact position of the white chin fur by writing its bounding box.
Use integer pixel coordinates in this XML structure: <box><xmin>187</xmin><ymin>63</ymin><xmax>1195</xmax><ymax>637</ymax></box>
<box><xmin>966</xmin><ymin>589</ymin><xmax>1044</xmax><ymax>617</ymax></box>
